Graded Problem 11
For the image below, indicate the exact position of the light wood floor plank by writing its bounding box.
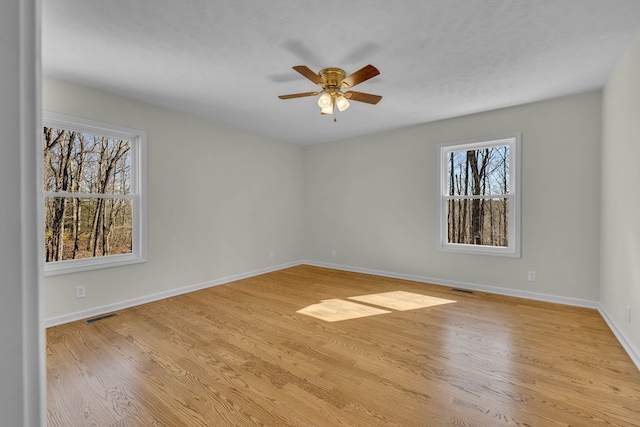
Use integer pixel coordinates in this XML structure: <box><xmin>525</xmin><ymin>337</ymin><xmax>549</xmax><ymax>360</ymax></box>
<box><xmin>47</xmin><ymin>265</ymin><xmax>640</xmax><ymax>426</ymax></box>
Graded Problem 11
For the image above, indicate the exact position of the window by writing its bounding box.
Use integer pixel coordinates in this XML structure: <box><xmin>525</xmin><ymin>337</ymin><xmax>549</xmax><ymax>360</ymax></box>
<box><xmin>42</xmin><ymin>111</ymin><xmax>147</xmax><ymax>275</ymax></box>
<box><xmin>437</xmin><ymin>133</ymin><xmax>521</xmax><ymax>257</ymax></box>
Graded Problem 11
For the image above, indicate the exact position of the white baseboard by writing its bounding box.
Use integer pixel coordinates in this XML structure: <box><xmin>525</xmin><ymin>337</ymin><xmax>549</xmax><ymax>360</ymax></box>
<box><xmin>303</xmin><ymin>260</ymin><xmax>600</xmax><ymax>308</ymax></box>
<box><xmin>303</xmin><ymin>260</ymin><xmax>640</xmax><ymax>371</ymax></box>
<box><xmin>597</xmin><ymin>304</ymin><xmax>640</xmax><ymax>372</ymax></box>
<box><xmin>45</xmin><ymin>260</ymin><xmax>304</xmax><ymax>328</ymax></box>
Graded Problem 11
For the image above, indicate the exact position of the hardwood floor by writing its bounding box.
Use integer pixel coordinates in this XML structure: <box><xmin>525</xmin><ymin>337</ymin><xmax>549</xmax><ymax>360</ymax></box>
<box><xmin>47</xmin><ymin>265</ymin><xmax>640</xmax><ymax>426</ymax></box>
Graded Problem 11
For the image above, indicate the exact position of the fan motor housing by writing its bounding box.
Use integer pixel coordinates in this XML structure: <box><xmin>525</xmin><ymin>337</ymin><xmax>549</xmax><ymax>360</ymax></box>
<box><xmin>318</xmin><ymin>68</ymin><xmax>346</xmax><ymax>87</ymax></box>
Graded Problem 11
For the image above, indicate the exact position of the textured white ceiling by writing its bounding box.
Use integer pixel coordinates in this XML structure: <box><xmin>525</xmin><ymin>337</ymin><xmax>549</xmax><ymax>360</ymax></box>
<box><xmin>42</xmin><ymin>0</ymin><xmax>640</xmax><ymax>145</ymax></box>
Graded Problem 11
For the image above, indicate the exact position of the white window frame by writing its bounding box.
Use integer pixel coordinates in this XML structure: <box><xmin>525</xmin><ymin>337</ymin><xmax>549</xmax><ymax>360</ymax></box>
<box><xmin>436</xmin><ymin>133</ymin><xmax>521</xmax><ymax>258</ymax></box>
<box><xmin>42</xmin><ymin>111</ymin><xmax>147</xmax><ymax>276</ymax></box>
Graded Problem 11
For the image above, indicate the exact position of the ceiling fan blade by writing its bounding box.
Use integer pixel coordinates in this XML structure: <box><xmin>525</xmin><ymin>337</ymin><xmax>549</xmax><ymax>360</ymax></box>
<box><xmin>340</xmin><ymin>64</ymin><xmax>380</xmax><ymax>88</ymax></box>
<box><xmin>344</xmin><ymin>91</ymin><xmax>382</xmax><ymax>105</ymax></box>
<box><xmin>278</xmin><ymin>91</ymin><xmax>319</xmax><ymax>100</ymax></box>
<box><xmin>292</xmin><ymin>65</ymin><xmax>324</xmax><ymax>86</ymax></box>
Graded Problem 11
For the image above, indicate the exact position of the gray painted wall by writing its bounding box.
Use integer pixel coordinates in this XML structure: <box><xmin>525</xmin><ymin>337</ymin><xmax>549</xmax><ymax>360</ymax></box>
<box><xmin>304</xmin><ymin>92</ymin><xmax>602</xmax><ymax>301</ymax></box>
<box><xmin>601</xmin><ymin>31</ymin><xmax>640</xmax><ymax>357</ymax></box>
<box><xmin>43</xmin><ymin>77</ymin><xmax>305</xmax><ymax>320</ymax></box>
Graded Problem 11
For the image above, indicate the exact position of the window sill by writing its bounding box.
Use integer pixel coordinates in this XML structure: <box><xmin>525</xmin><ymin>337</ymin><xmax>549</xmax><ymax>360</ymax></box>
<box><xmin>44</xmin><ymin>253</ymin><xmax>146</xmax><ymax>276</ymax></box>
<box><xmin>437</xmin><ymin>243</ymin><xmax>520</xmax><ymax>258</ymax></box>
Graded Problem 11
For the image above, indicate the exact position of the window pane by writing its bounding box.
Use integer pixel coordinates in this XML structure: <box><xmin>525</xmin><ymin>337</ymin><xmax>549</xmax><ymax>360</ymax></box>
<box><xmin>45</xmin><ymin>197</ymin><xmax>132</xmax><ymax>262</ymax></box>
<box><xmin>446</xmin><ymin>146</ymin><xmax>510</xmax><ymax>196</ymax></box>
<box><xmin>446</xmin><ymin>197</ymin><xmax>509</xmax><ymax>247</ymax></box>
<box><xmin>44</xmin><ymin>128</ymin><xmax>131</xmax><ymax>195</ymax></box>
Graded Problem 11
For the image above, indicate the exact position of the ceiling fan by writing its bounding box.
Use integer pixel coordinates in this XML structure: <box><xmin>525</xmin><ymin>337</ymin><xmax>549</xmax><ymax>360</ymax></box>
<box><xmin>278</xmin><ymin>64</ymin><xmax>382</xmax><ymax>115</ymax></box>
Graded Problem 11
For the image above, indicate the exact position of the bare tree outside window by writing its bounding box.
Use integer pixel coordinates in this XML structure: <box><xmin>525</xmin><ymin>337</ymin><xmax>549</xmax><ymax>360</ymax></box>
<box><xmin>446</xmin><ymin>146</ymin><xmax>509</xmax><ymax>247</ymax></box>
<box><xmin>44</xmin><ymin>128</ymin><xmax>132</xmax><ymax>262</ymax></box>
<box><xmin>437</xmin><ymin>134</ymin><xmax>520</xmax><ymax>257</ymax></box>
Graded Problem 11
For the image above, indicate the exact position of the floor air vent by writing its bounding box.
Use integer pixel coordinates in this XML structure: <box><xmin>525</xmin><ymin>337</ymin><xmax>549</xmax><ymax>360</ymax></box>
<box><xmin>84</xmin><ymin>312</ymin><xmax>119</xmax><ymax>324</ymax></box>
<box><xmin>451</xmin><ymin>288</ymin><xmax>474</xmax><ymax>295</ymax></box>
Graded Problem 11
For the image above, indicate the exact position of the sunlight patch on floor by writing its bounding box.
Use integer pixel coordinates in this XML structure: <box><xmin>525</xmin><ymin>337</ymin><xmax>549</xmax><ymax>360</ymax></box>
<box><xmin>296</xmin><ymin>299</ymin><xmax>391</xmax><ymax>322</ymax></box>
<box><xmin>348</xmin><ymin>291</ymin><xmax>457</xmax><ymax>311</ymax></box>
<box><xmin>297</xmin><ymin>291</ymin><xmax>457</xmax><ymax>322</ymax></box>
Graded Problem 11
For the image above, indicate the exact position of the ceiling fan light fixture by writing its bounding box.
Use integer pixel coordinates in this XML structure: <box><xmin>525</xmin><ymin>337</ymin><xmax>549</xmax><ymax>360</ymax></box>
<box><xmin>336</xmin><ymin>95</ymin><xmax>350</xmax><ymax>112</ymax></box>
<box><xmin>317</xmin><ymin>92</ymin><xmax>332</xmax><ymax>108</ymax></box>
<box><xmin>320</xmin><ymin>102</ymin><xmax>334</xmax><ymax>115</ymax></box>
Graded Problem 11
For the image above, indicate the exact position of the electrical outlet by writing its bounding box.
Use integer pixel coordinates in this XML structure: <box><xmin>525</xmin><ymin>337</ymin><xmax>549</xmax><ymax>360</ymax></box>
<box><xmin>270</xmin><ymin>251</ymin><xmax>275</xmax><ymax>259</ymax></box>
<box><xmin>75</xmin><ymin>285</ymin><xmax>86</xmax><ymax>298</ymax></box>
<box><xmin>527</xmin><ymin>271</ymin><xmax>536</xmax><ymax>282</ymax></box>
<box><xmin>331</xmin><ymin>249</ymin><xmax>337</xmax><ymax>257</ymax></box>
<box><xmin>628</xmin><ymin>306</ymin><xmax>632</xmax><ymax>323</ymax></box>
